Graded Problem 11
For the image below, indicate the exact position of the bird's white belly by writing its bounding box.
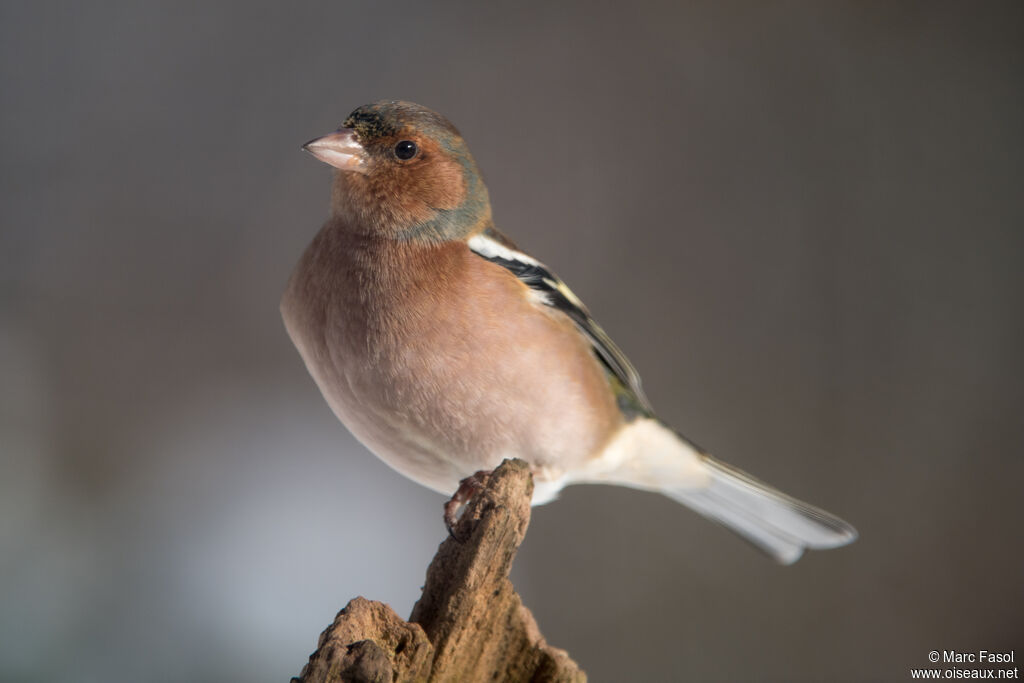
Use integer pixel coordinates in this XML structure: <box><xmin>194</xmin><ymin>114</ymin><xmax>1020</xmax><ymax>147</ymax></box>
<box><xmin>317</xmin><ymin>348</ymin><xmax>591</xmax><ymax>498</ymax></box>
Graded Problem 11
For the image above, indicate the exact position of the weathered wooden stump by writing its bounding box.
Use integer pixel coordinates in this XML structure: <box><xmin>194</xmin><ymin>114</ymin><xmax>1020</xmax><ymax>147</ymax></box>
<box><xmin>294</xmin><ymin>458</ymin><xmax>585</xmax><ymax>682</ymax></box>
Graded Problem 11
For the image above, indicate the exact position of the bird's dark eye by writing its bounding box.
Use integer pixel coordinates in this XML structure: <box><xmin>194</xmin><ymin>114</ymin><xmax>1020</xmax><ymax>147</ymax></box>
<box><xmin>394</xmin><ymin>140</ymin><xmax>418</xmax><ymax>160</ymax></box>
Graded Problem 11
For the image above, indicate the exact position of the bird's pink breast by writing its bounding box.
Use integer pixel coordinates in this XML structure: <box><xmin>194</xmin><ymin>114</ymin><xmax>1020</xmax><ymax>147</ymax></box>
<box><xmin>282</xmin><ymin>223</ymin><xmax>622</xmax><ymax>495</ymax></box>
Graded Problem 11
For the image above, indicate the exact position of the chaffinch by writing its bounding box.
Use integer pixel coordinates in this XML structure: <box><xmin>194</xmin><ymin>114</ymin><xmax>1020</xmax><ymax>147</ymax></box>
<box><xmin>282</xmin><ymin>100</ymin><xmax>856</xmax><ymax>564</ymax></box>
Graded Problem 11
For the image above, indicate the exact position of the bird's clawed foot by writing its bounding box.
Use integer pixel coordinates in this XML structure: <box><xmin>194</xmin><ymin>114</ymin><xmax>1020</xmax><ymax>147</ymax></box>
<box><xmin>444</xmin><ymin>470</ymin><xmax>493</xmax><ymax>541</ymax></box>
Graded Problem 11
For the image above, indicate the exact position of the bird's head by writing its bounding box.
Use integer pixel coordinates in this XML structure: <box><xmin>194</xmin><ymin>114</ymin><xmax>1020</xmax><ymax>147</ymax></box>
<box><xmin>303</xmin><ymin>101</ymin><xmax>492</xmax><ymax>242</ymax></box>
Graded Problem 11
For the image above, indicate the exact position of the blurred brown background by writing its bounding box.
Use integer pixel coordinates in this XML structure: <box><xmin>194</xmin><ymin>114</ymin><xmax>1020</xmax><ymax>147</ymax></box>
<box><xmin>2</xmin><ymin>2</ymin><xmax>1022</xmax><ymax>681</ymax></box>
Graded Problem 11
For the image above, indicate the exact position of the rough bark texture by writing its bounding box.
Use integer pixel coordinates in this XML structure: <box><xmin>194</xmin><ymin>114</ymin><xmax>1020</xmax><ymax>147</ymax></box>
<box><xmin>294</xmin><ymin>459</ymin><xmax>585</xmax><ymax>683</ymax></box>
<box><xmin>295</xmin><ymin>598</ymin><xmax>434</xmax><ymax>683</ymax></box>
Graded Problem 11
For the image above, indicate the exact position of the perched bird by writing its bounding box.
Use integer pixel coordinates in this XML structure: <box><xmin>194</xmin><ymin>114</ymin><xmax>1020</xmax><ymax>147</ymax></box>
<box><xmin>282</xmin><ymin>100</ymin><xmax>856</xmax><ymax>564</ymax></box>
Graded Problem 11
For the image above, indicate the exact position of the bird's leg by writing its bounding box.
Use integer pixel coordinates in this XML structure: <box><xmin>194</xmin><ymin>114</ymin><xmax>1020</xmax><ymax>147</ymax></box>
<box><xmin>444</xmin><ymin>469</ymin><xmax>493</xmax><ymax>539</ymax></box>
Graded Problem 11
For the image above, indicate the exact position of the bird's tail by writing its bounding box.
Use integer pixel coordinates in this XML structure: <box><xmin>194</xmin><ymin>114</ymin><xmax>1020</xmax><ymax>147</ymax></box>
<box><xmin>666</xmin><ymin>454</ymin><xmax>857</xmax><ymax>564</ymax></box>
<box><xmin>581</xmin><ymin>419</ymin><xmax>857</xmax><ymax>564</ymax></box>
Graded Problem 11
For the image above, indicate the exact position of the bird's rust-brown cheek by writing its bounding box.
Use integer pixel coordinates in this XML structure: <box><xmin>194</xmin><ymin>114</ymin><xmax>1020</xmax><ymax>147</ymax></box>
<box><xmin>395</xmin><ymin>153</ymin><xmax>467</xmax><ymax>212</ymax></box>
<box><xmin>332</xmin><ymin>147</ymin><xmax>468</xmax><ymax>232</ymax></box>
<box><xmin>361</xmin><ymin>155</ymin><xmax>466</xmax><ymax>230</ymax></box>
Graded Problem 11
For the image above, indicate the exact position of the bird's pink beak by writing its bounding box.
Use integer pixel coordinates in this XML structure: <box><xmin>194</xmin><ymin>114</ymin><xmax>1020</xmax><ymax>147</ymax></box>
<box><xmin>302</xmin><ymin>128</ymin><xmax>368</xmax><ymax>173</ymax></box>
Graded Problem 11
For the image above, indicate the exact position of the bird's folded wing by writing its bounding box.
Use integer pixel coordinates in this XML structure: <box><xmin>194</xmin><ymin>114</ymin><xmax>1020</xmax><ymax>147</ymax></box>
<box><xmin>468</xmin><ymin>226</ymin><xmax>653</xmax><ymax>418</ymax></box>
